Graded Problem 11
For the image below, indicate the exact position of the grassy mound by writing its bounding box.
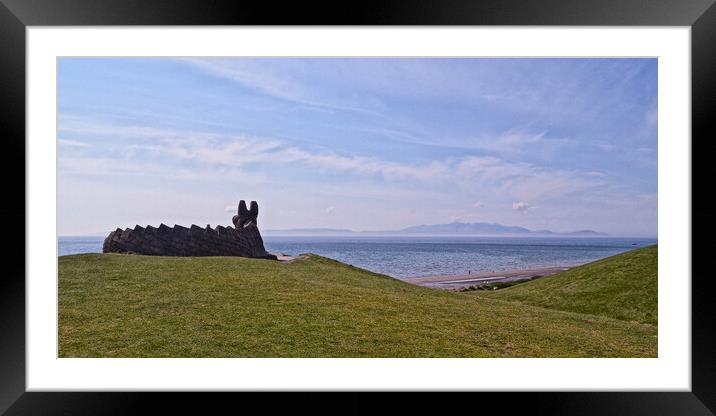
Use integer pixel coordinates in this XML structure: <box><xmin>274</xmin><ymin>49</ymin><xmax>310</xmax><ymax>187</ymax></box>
<box><xmin>487</xmin><ymin>245</ymin><xmax>657</xmax><ymax>325</ymax></box>
<box><xmin>59</xmin><ymin>253</ymin><xmax>656</xmax><ymax>358</ymax></box>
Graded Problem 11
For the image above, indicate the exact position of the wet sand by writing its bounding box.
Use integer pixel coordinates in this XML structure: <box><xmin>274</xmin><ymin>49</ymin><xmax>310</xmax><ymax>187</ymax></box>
<box><xmin>400</xmin><ymin>265</ymin><xmax>572</xmax><ymax>289</ymax></box>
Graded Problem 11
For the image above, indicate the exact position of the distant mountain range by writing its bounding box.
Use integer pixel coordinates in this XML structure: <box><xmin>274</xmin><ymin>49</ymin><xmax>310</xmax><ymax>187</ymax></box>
<box><xmin>264</xmin><ymin>222</ymin><xmax>607</xmax><ymax>236</ymax></box>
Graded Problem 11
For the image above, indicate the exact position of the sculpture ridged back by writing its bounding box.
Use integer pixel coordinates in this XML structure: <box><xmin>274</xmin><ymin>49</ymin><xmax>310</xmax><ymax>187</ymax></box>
<box><xmin>102</xmin><ymin>199</ymin><xmax>275</xmax><ymax>259</ymax></box>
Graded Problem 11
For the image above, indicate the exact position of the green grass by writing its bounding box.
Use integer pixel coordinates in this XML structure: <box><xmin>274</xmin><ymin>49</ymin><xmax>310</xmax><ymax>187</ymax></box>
<box><xmin>486</xmin><ymin>245</ymin><xmax>657</xmax><ymax>325</ymax></box>
<box><xmin>58</xmin><ymin>251</ymin><xmax>657</xmax><ymax>358</ymax></box>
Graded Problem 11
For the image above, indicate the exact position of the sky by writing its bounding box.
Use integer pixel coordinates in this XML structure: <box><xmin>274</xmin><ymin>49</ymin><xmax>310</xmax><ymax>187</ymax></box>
<box><xmin>57</xmin><ymin>58</ymin><xmax>657</xmax><ymax>237</ymax></box>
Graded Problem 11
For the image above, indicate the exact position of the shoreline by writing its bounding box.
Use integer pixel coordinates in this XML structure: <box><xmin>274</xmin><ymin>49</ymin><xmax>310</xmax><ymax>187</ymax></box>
<box><xmin>400</xmin><ymin>265</ymin><xmax>574</xmax><ymax>289</ymax></box>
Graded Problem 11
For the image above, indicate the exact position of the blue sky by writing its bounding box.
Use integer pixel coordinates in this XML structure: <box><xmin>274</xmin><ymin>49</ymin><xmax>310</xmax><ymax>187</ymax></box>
<box><xmin>58</xmin><ymin>58</ymin><xmax>657</xmax><ymax>237</ymax></box>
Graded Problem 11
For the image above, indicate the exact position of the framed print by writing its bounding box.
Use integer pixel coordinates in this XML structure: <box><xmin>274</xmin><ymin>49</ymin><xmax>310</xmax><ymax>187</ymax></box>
<box><xmin>2</xmin><ymin>0</ymin><xmax>711</xmax><ymax>414</ymax></box>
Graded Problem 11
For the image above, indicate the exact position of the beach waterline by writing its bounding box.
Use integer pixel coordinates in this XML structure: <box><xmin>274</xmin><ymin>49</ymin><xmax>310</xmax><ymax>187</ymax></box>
<box><xmin>59</xmin><ymin>235</ymin><xmax>656</xmax><ymax>279</ymax></box>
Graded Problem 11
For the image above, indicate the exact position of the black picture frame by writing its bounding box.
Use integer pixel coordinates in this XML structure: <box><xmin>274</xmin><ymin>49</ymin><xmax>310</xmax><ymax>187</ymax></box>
<box><xmin>1</xmin><ymin>0</ymin><xmax>710</xmax><ymax>414</ymax></box>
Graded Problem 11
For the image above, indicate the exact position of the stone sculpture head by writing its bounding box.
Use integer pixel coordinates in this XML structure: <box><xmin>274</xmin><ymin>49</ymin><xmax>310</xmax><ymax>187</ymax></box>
<box><xmin>232</xmin><ymin>200</ymin><xmax>259</xmax><ymax>228</ymax></box>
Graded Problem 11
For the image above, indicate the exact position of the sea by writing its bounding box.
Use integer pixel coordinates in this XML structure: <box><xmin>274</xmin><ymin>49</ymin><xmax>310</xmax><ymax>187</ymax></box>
<box><xmin>58</xmin><ymin>235</ymin><xmax>657</xmax><ymax>279</ymax></box>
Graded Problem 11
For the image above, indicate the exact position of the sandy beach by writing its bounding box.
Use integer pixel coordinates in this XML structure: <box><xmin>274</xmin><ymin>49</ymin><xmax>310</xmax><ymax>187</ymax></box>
<box><xmin>400</xmin><ymin>265</ymin><xmax>573</xmax><ymax>289</ymax></box>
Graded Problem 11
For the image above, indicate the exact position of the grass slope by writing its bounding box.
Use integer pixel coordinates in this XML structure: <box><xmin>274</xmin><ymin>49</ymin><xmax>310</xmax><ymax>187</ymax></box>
<box><xmin>59</xmin><ymin>253</ymin><xmax>656</xmax><ymax>358</ymax></box>
<box><xmin>487</xmin><ymin>245</ymin><xmax>657</xmax><ymax>325</ymax></box>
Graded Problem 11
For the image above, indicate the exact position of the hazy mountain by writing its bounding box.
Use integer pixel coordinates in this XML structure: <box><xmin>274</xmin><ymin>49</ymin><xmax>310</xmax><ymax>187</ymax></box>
<box><xmin>264</xmin><ymin>222</ymin><xmax>607</xmax><ymax>236</ymax></box>
<box><xmin>561</xmin><ymin>230</ymin><xmax>607</xmax><ymax>236</ymax></box>
<box><xmin>394</xmin><ymin>222</ymin><xmax>605</xmax><ymax>236</ymax></box>
<box><xmin>400</xmin><ymin>222</ymin><xmax>532</xmax><ymax>234</ymax></box>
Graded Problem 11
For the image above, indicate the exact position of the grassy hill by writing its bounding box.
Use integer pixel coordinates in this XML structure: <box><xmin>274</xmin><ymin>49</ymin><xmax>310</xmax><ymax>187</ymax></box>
<box><xmin>58</xmin><ymin>252</ymin><xmax>657</xmax><ymax>358</ymax></box>
<box><xmin>486</xmin><ymin>245</ymin><xmax>657</xmax><ymax>325</ymax></box>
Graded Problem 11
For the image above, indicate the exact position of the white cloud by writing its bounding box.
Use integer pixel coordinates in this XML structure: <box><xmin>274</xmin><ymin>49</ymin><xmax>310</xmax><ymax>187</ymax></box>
<box><xmin>60</xmin><ymin>117</ymin><xmax>197</xmax><ymax>140</ymax></box>
<box><xmin>121</xmin><ymin>131</ymin><xmax>451</xmax><ymax>182</ymax></box>
<box><xmin>181</xmin><ymin>58</ymin><xmax>311</xmax><ymax>103</ymax></box>
<box><xmin>473</xmin><ymin>128</ymin><xmax>572</xmax><ymax>160</ymax></box>
<box><xmin>645</xmin><ymin>106</ymin><xmax>658</xmax><ymax>129</ymax></box>
<box><xmin>58</xmin><ymin>138</ymin><xmax>91</xmax><ymax>148</ymax></box>
<box><xmin>277</xmin><ymin>147</ymin><xmax>450</xmax><ymax>181</ymax></box>
<box><xmin>57</xmin><ymin>153</ymin><xmax>270</xmax><ymax>187</ymax></box>
<box><xmin>58</xmin><ymin>118</ymin><xmax>606</xmax><ymax>204</ymax></box>
<box><xmin>179</xmin><ymin>58</ymin><xmax>379</xmax><ymax>115</ymax></box>
<box><xmin>456</xmin><ymin>156</ymin><xmax>603</xmax><ymax>201</ymax></box>
<box><xmin>512</xmin><ymin>201</ymin><xmax>532</xmax><ymax>212</ymax></box>
<box><xmin>595</xmin><ymin>142</ymin><xmax>617</xmax><ymax>152</ymax></box>
<box><xmin>165</xmin><ymin>138</ymin><xmax>284</xmax><ymax>167</ymax></box>
<box><xmin>635</xmin><ymin>103</ymin><xmax>658</xmax><ymax>141</ymax></box>
<box><xmin>481</xmin><ymin>128</ymin><xmax>546</xmax><ymax>149</ymax></box>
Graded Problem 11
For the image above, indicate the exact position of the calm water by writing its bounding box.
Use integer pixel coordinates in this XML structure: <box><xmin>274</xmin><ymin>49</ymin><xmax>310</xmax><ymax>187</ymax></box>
<box><xmin>58</xmin><ymin>235</ymin><xmax>656</xmax><ymax>278</ymax></box>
